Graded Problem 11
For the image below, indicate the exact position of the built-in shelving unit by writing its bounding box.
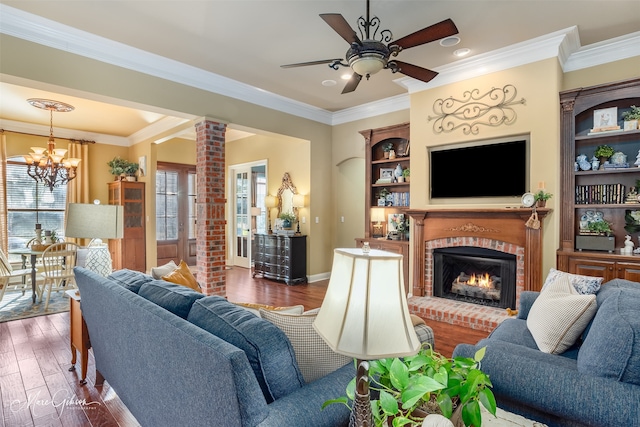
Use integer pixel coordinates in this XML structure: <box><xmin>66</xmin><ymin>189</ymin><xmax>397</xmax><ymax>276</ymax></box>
<box><xmin>557</xmin><ymin>77</ymin><xmax>640</xmax><ymax>282</ymax></box>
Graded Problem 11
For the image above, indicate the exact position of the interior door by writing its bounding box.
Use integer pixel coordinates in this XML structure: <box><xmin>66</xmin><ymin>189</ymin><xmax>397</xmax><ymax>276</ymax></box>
<box><xmin>156</xmin><ymin>162</ymin><xmax>197</xmax><ymax>266</ymax></box>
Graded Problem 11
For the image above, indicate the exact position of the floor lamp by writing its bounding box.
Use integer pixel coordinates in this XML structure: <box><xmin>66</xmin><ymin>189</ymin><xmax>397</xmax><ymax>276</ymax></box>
<box><xmin>65</xmin><ymin>202</ymin><xmax>124</xmax><ymax>277</ymax></box>
<box><xmin>313</xmin><ymin>248</ymin><xmax>420</xmax><ymax>427</ymax></box>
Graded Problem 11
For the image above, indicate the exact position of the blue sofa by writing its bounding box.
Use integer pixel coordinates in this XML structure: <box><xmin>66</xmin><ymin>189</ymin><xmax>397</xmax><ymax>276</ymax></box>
<box><xmin>453</xmin><ymin>278</ymin><xmax>640</xmax><ymax>427</ymax></box>
<box><xmin>73</xmin><ymin>267</ymin><xmax>354</xmax><ymax>427</ymax></box>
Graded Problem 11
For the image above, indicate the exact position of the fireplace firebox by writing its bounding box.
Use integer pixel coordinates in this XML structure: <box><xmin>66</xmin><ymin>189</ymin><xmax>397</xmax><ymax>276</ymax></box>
<box><xmin>433</xmin><ymin>247</ymin><xmax>516</xmax><ymax>309</ymax></box>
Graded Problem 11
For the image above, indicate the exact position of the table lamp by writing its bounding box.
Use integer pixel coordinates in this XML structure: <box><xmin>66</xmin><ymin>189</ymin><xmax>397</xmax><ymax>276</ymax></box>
<box><xmin>264</xmin><ymin>195</ymin><xmax>277</xmax><ymax>234</ymax></box>
<box><xmin>313</xmin><ymin>248</ymin><xmax>420</xmax><ymax>427</ymax></box>
<box><xmin>292</xmin><ymin>194</ymin><xmax>305</xmax><ymax>235</ymax></box>
<box><xmin>371</xmin><ymin>207</ymin><xmax>386</xmax><ymax>238</ymax></box>
<box><xmin>65</xmin><ymin>202</ymin><xmax>124</xmax><ymax>277</ymax></box>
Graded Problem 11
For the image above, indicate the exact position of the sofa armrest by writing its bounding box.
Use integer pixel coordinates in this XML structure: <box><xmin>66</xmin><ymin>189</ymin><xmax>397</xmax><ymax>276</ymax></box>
<box><xmin>454</xmin><ymin>340</ymin><xmax>640</xmax><ymax>427</ymax></box>
<box><xmin>258</xmin><ymin>363</ymin><xmax>355</xmax><ymax>427</ymax></box>
<box><xmin>516</xmin><ymin>291</ymin><xmax>539</xmax><ymax>319</ymax></box>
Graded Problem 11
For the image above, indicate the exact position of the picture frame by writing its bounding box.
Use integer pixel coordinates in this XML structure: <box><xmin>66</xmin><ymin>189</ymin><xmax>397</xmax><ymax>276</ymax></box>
<box><xmin>396</xmin><ymin>139</ymin><xmax>410</xmax><ymax>157</ymax></box>
<box><xmin>388</xmin><ymin>213</ymin><xmax>405</xmax><ymax>232</ymax></box>
<box><xmin>138</xmin><ymin>155</ymin><xmax>147</xmax><ymax>177</ymax></box>
<box><xmin>593</xmin><ymin>107</ymin><xmax>618</xmax><ymax>130</ymax></box>
<box><xmin>624</xmin><ymin>120</ymin><xmax>638</xmax><ymax>131</ymax></box>
<box><xmin>380</xmin><ymin>168</ymin><xmax>394</xmax><ymax>180</ymax></box>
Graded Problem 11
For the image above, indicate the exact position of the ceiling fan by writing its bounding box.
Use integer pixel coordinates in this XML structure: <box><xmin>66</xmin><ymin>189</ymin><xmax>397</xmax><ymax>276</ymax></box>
<box><xmin>281</xmin><ymin>0</ymin><xmax>458</xmax><ymax>94</ymax></box>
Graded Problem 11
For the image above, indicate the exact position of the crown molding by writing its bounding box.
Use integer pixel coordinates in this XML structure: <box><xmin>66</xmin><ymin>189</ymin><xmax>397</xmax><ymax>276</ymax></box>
<box><xmin>0</xmin><ymin>118</ymin><xmax>131</xmax><ymax>146</ymax></box>
<box><xmin>1</xmin><ymin>4</ymin><xmax>637</xmax><ymax>127</ymax></box>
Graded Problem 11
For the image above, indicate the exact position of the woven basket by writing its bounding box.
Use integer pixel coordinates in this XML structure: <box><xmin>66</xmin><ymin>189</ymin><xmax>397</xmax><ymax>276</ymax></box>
<box><xmin>31</xmin><ymin>244</ymin><xmax>50</xmax><ymax>251</ymax></box>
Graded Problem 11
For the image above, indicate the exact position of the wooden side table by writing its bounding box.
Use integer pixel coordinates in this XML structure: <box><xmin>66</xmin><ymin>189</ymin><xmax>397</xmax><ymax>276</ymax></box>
<box><xmin>66</xmin><ymin>289</ymin><xmax>91</xmax><ymax>385</ymax></box>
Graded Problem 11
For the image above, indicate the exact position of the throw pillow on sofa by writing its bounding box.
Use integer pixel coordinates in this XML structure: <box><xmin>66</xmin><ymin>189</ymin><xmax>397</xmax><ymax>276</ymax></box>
<box><xmin>542</xmin><ymin>268</ymin><xmax>603</xmax><ymax>295</ymax></box>
<box><xmin>187</xmin><ymin>296</ymin><xmax>305</xmax><ymax>403</ymax></box>
<box><xmin>108</xmin><ymin>269</ymin><xmax>154</xmax><ymax>293</ymax></box>
<box><xmin>162</xmin><ymin>260</ymin><xmax>201</xmax><ymax>293</ymax></box>
<box><xmin>259</xmin><ymin>309</ymin><xmax>352</xmax><ymax>383</ymax></box>
<box><xmin>150</xmin><ymin>260</ymin><xmax>178</xmax><ymax>280</ymax></box>
<box><xmin>527</xmin><ymin>276</ymin><xmax>597</xmax><ymax>354</ymax></box>
<box><xmin>232</xmin><ymin>301</ymin><xmax>305</xmax><ymax>317</ymax></box>
<box><xmin>577</xmin><ymin>288</ymin><xmax>640</xmax><ymax>386</ymax></box>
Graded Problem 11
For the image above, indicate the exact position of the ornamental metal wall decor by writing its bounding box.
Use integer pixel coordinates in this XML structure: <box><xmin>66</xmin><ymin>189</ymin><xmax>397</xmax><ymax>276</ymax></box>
<box><xmin>428</xmin><ymin>84</ymin><xmax>526</xmax><ymax>135</ymax></box>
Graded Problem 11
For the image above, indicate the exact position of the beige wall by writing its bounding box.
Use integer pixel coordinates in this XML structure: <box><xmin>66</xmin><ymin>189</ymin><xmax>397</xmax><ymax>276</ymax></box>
<box><xmin>562</xmin><ymin>56</ymin><xmax>640</xmax><ymax>92</ymax></box>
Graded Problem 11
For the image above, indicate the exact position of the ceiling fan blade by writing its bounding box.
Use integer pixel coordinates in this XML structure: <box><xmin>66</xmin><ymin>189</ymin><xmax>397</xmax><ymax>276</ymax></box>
<box><xmin>393</xmin><ymin>61</ymin><xmax>439</xmax><ymax>83</ymax></box>
<box><xmin>392</xmin><ymin>18</ymin><xmax>458</xmax><ymax>50</ymax></box>
<box><xmin>341</xmin><ymin>73</ymin><xmax>362</xmax><ymax>94</ymax></box>
<box><xmin>281</xmin><ymin>59</ymin><xmax>342</xmax><ymax>68</ymax></box>
<box><xmin>320</xmin><ymin>13</ymin><xmax>363</xmax><ymax>46</ymax></box>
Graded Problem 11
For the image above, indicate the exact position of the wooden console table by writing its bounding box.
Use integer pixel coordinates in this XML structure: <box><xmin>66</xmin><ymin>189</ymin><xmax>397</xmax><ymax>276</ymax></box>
<box><xmin>67</xmin><ymin>289</ymin><xmax>91</xmax><ymax>385</ymax></box>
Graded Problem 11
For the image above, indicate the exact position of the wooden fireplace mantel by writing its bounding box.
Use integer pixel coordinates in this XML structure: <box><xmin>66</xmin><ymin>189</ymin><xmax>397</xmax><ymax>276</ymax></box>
<box><xmin>407</xmin><ymin>208</ymin><xmax>551</xmax><ymax>296</ymax></box>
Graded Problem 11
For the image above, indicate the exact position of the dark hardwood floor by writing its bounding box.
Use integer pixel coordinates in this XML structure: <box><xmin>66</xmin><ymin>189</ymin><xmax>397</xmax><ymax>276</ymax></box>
<box><xmin>0</xmin><ymin>266</ymin><xmax>481</xmax><ymax>427</ymax></box>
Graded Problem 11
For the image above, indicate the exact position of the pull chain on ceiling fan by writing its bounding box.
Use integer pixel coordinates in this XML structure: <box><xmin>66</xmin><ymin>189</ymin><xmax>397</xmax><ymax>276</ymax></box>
<box><xmin>281</xmin><ymin>0</ymin><xmax>458</xmax><ymax>94</ymax></box>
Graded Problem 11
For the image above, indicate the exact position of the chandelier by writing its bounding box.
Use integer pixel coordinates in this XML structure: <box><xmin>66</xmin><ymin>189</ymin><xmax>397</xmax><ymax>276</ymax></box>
<box><xmin>24</xmin><ymin>98</ymin><xmax>81</xmax><ymax>192</ymax></box>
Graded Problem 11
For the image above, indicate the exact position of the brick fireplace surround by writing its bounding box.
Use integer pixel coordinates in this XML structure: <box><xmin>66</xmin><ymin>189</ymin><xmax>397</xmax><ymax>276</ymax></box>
<box><xmin>406</xmin><ymin>208</ymin><xmax>550</xmax><ymax>334</ymax></box>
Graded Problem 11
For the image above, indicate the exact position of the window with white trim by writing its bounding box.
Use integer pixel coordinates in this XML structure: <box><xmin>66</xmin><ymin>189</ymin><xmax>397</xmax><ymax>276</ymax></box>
<box><xmin>6</xmin><ymin>156</ymin><xmax>67</xmax><ymax>257</ymax></box>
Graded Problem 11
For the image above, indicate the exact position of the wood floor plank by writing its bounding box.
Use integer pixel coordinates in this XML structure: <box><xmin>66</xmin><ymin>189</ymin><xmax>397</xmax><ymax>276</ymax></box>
<box><xmin>0</xmin><ymin>351</ymin><xmax>19</xmax><ymax>377</ymax></box>
<box><xmin>43</xmin><ymin>371</ymin><xmax>91</xmax><ymax>427</ymax></box>
<box><xmin>18</xmin><ymin>357</ymin><xmax>46</xmax><ymax>391</ymax></box>
<box><xmin>0</xmin><ymin>372</ymin><xmax>33</xmax><ymax>427</ymax></box>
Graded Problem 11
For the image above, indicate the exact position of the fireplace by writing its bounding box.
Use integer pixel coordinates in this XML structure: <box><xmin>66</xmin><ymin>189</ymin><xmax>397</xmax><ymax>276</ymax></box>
<box><xmin>433</xmin><ymin>247</ymin><xmax>516</xmax><ymax>309</ymax></box>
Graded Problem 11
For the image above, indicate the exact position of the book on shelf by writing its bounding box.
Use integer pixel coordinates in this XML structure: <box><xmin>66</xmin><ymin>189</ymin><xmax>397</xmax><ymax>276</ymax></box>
<box><xmin>575</xmin><ymin>183</ymin><xmax>625</xmax><ymax>205</ymax></box>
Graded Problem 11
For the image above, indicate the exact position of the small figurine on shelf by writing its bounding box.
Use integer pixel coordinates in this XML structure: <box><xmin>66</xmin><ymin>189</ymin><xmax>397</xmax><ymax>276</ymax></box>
<box><xmin>635</xmin><ymin>149</ymin><xmax>640</xmax><ymax>167</ymax></box>
<box><xmin>622</xmin><ymin>235</ymin><xmax>634</xmax><ymax>255</ymax></box>
<box><xmin>626</xmin><ymin>187</ymin><xmax>639</xmax><ymax>204</ymax></box>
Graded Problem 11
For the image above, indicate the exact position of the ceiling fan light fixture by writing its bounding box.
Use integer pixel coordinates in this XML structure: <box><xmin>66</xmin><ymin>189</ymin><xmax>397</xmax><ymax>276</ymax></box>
<box><xmin>350</xmin><ymin>54</ymin><xmax>386</xmax><ymax>77</ymax></box>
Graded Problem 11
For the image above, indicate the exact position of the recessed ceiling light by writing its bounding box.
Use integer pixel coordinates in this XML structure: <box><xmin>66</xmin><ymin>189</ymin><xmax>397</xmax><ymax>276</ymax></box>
<box><xmin>341</xmin><ymin>73</ymin><xmax>352</xmax><ymax>80</ymax></box>
<box><xmin>322</xmin><ymin>79</ymin><xmax>337</xmax><ymax>87</ymax></box>
<box><xmin>454</xmin><ymin>48</ymin><xmax>471</xmax><ymax>57</ymax></box>
<box><xmin>439</xmin><ymin>36</ymin><xmax>460</xmax><ymax>47</ymax></box>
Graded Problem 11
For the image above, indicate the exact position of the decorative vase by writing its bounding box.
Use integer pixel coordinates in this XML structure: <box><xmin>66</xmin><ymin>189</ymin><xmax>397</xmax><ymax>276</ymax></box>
<box><xmin>384</xmin><ymin>151</ymin><xmax>390</xmax><ymax>159</ymax></box>
<box><xmin>536</xmin><ymin>200</ymin><xmax>547</xmax><ymax>208</ymax></box>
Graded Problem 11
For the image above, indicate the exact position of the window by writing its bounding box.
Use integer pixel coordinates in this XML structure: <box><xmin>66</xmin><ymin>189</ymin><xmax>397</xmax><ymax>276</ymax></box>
<box><xmin>6</xmin><ymin>157</ymin><xmax>68</xmax><ymax>257</ymax></box>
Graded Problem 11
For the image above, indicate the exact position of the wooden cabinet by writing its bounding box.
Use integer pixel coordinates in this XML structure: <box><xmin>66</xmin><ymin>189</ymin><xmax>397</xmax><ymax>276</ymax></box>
<box><xmin>253</xmin><ymin>234</ymin><xmax>307</xmax><ymax>285</ymax></box>
<box><xmin>557</xmin><ymin>78</ymin><xmax>640</xmax><ymax>276</ymax></box>
<box><xmin>360</xmin><ymin>123</ymin><xmax>410</xmax><ymax>239</ymax></box>
<box><xmin>355</xmin><ymin>238</ymin><xmax>410</xmax><ymax>294</ymax></box>
<box><xmin>108</xmin><ymin>181</ymin><xmax>146</xmax><ymax>272</ymax></box>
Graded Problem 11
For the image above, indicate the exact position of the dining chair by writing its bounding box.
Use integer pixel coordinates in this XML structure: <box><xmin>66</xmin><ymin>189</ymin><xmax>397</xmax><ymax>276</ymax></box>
<box><xmin>39</xmin><ymin>242</ymin><xmax>80</xmax><ymax>310</ymax></box>
<box><xmin>0</xmin><ymin>248</ymin><xmax>33</xmax><ymax>302</ymax></box>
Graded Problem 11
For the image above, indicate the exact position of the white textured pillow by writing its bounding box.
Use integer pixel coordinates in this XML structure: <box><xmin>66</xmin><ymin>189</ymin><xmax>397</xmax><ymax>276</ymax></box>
<box><xmin>527</xmin><ymin>276</ymin><xmax>597</xmax><ymax>354</ymax></box>
<box><xmin>541</xmin><ymin>268</ymin><xmax>603</xmax><ymax>295</ymax></box>
<box><xmin>150</xmin><ymin>260</ymin><xmax>178</xmax><ymax>280</ymax></box>
<box><xmin>259</xmin><ymin>309</ymin><xmax>352</xmax><ymax>383</ymax></box>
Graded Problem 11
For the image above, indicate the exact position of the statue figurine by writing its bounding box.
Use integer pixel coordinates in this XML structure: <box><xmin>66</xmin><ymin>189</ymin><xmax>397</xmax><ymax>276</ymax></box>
<box><xmin>623</xmin><ymin>235</ymin><xmax>634</xmax><ymax>255</ymax></box>
<box><xmin>626</xmin><ymin>187</ymin><xmax>639</xmax><ymax>204</ymax></box>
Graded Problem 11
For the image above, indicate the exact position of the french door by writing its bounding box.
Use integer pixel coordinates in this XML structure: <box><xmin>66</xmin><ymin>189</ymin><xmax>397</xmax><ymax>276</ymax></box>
<box><xmin>230</xmin><ymin>163</ymin><xmax>266</xmax><ymax>268</ymax></box>
<box><xmin>156</xmin><ymin>162</ymin><xmax>197</xmax><ymax>266</ymax></box>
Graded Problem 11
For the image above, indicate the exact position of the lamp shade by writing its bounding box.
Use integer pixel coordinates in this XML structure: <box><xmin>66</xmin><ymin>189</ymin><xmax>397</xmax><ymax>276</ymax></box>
<box><xmin>65</xmin><ymin>203</ymin><xmax>124</xmax><ymax>240</ymax></box>
<box><xmin>371</xmin><ymin>208</ymin><xmax>386</xmax><ymax>223</ymax></box>
<box><xmin>250</xmin><ymin>207</ymin><xmax>262</xmax><ymax>217</ymax></box>
<box><xmin>292</xmin><ymin>194</ymin><xmax>305</xmax><ymax>208</ymax></box>
<box><xmin>313</xmin><ymin>248</ymin><xmax>419</xmax><ymax>360</ymax></box>
<box><xmin>264</xmin><ymin>195</ymin><xmax>277</xmax><ymax>208</ymax></box>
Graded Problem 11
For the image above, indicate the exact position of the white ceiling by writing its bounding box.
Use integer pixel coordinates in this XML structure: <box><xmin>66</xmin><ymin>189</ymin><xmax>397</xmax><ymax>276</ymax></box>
<box><xmin>0</xmin><ymin>1</ymin><xmax>639</xmax><ymax>145</ymax></box>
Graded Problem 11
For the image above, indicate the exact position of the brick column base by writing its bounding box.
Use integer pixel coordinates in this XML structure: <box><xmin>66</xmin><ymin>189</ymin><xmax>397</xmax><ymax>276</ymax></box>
<box><xmin>195</xmin><ymin>119</ymin><xmax>226</xmax><ymax>295</ymax></box>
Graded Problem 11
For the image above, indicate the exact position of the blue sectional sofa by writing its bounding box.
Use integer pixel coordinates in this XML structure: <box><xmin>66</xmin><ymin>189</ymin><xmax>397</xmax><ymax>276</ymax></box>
<box><xmin>453</xmin><ymin>278</ymin><xmax>640</xmax><ymax>427</ymax></box>
<box><xmin>73</xmin><ymin>267</ymin><xmax>354</xmax><ymax>427</ymax></box>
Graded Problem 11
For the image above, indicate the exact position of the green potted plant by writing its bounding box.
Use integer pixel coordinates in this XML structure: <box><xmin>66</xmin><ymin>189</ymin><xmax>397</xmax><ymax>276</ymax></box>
<box><xmin>107</xmin><ymin>156</ymin><xmax>129</xmax><ymax>179</ymax></box>
<box><xmin>278</xmin><ymin>212</ymin><xmax>296</xmax><ymax>229</ymax></box>
<box><xmin>124</xmin><ymin>162</ymin><xmax>139</xmax><ymax>181</ymax></box>
<box><xmin>594</xmin><ymin>145</ymin><xmax>615</xmax><ymax>164</ymax></box>
<box><xmin>324</xmin><ymin>345</ymin><xmax>496</xmax><ymax>427</ymax></box>
<box><xmin>382</xmin><ymin>142</ymin><xmax>394</xmax><ymax>159</ymax></box>
<box><xmin>587</xmin><ymin>220</ymin><xmax>612</xmax><ymax>236</ymax></box>
<box><xmin>622</xmin><ymin>105</ymin><xmax>640</xmax><ymax>130</ymax></box>
<box><xmin>533</xmin><ymin>190</ymin><xmax>552</xmax><ymax>207</ymax></box>
<box><xmin>402</xmin><ymin>168</ymin><xmax>410</xmax><ymax>183</ymax></box>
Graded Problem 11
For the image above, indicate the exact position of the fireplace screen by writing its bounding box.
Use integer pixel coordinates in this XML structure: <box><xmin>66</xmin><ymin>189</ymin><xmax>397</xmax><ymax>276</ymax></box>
<box><xmin>433</xmin><ymin>247</ymin><xmax>516</xmax><ymax>309</ymax></box>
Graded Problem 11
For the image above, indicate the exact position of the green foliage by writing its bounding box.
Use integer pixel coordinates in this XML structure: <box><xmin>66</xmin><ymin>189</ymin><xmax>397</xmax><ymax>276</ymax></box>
<box><xmin>324</xmin><ymin>345</ymin><xmax>496</xmax><ymax>427</ymax></box>
<box><xmin>594</xmin><ymin>145</ymin><xmax>615</xmax><ymax>159</ymax></box>
<box><xmin>402</xmin><ymin>168</ymin><xmax>410</xmax><ymax>178</ymax></box>
<box><xmin>622</xmin><ymin>105</ymin><xmax>640</xmax><ymax>121</ymax></box>
<box><xmin>588</xmin><ymin>220</ymin><xmax>612</xmax><ymax>234</ymax></box>
<box><xmin>533</xmin><ymin>190</ymin><xmax>552</xmax><ymax>201</ymax></box>
<box><xmin>278</xmin><ymin>212</ymin><xmax>296</xmax><ymax>222</ymax></box>
<box><xmin>107</xmin><ymin>157</ymin><xmax>138</xmax><ymax>176</ymax></box>
<box><xmin>382</xmin><ymin>142</ymin><xmax>394</xmax><ymax>152</ymax></box>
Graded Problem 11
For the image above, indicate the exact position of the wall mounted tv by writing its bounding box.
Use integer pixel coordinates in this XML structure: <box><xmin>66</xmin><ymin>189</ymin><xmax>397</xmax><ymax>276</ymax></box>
<box><xmin>430</xmin><ymin>138</ymin><xmax>528</xmax><ymax>199</ymax></box>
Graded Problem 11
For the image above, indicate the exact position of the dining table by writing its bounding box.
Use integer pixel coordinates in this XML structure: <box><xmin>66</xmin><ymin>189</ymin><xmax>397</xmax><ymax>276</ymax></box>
<box><xmin>9</xmin><ymin>247</ymin><xmax>43</xmax><ymax>303</ymax></box>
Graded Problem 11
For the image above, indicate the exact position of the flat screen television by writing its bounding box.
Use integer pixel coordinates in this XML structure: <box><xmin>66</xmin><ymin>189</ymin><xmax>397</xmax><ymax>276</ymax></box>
<box><xmin>430</xmin><ymin>138</ymin><xmax>528</xmax><ymax>199</ymax></box>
